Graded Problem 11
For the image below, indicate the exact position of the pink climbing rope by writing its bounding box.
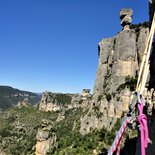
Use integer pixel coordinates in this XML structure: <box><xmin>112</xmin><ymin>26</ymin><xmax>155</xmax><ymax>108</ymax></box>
<box><xmin>116</xmin><ymin>131</ymin><xmax>124</xmax><ymax>155</ymax></box>
<box><xmin>138</xmin><ymin>103</ymin><xmax>149</xmax><ymax>155</ymax></box>
<box><xmin>107</xmin><ymin>117</ymin><xmax>131</xmax><ymax>155</ymax></box>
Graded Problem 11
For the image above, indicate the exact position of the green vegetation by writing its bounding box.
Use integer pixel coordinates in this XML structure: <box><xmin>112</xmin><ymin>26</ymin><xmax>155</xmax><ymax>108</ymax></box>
<box><xmin>55</xmin><ymin>94</ymin><xmax>72</xmax><ymax>105</ymax></box>
<box><xmin>53</xmin><ymin>120</ymin><xmax>122</xmax><ymax>155</ymax></box>
<box><xmin>0</xmin><ymin>104</ymin><xmax>135</xmax><ymax>155</ymax></box>
<box><xmin>0</xmin><ymin>107</ymin><xmax>88</xmax><ymax>154</ymax></box>
<box><xmin>97</xmin><ymin>95</ymin><xmax>103</xmax><ymax>102</ymax></box>
<box><xmin>0</xmin><ymin>107</ymin><xmax>59</xmax><ymax>155</ymax></box>
<box><xmin>105</xmin><ymin>69</ymin><xmax>111</xmax><ymax>80</ymax></box>
<box><xmin>0</xmin><ymin>96</ymin><xmax>12</xmax><ymax>109</ymax></box>
<box><xmin>0</xmin><ymin>86</ymin><xmax>38</xmax><ymax>97</ymax></box>
<box><xmin>105</xmin><ymin>93</ymin><xmax>112</xmax><ymax>102</ymax></box>
<box><xmin>130</xmin><ymin>21</ymin><xmax>149</xmax><ymax>31</ymax></box>
<box><xmin>117</xmin><ymin>76</ymin><xmax>137</xmax><ymax>92</ymax></box>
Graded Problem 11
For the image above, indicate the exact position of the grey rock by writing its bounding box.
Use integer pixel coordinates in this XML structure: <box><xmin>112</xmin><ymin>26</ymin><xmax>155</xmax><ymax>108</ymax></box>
<box><xmin>17</xmin><ymin>98</ymin><xmax>31</xmax><ymax>107</ymax></box>
<box><xmin>93</xmin><ymin>37</ymin><xmax>115</xmax><ymax>102</ymax></box>
<box><xmin>0</xmin><ymin>151</ymin><xmax>7</xmax><ymax>155</ymax></box>
<box><xmin>80</xmin><ymin>111</ymin><xmax>117</xmax><ymax>135</ymax></box>
<box><xmin>39</xmin><ymin>91</ymin><xmax>91</xmax><ymax>112</ymax></box>
<box><xmin>35</xmin><ymin>119</ymin><xmax>57</xmax><ymax>155</ymax></box>
<box><xmin>81</xmin><ymin>8</ymin><xmax>149</xmax><ymax>135</ymax></box>
<box><xmin>137</xmin><ymin>27</ymin><xmax>149</xmax><ymax>63</ymax></box>
<box><xmin>36</xmin><ymin>130</ymin><xmax>49</xmax><ymax>141</ymax></box>
<box><xmin>39</xmin><ymin>92</ymin><xmax>63</xmax><ymax>112</ymax></box>
<box><xmin>120</xmin><ymin>9</ymin><xmax>133</xmax><ymax>30</ymax></box>
<box><xmin>114</xmin><ymin>30</ymin><xmax>137</xmax><ymax>61</ymax></box>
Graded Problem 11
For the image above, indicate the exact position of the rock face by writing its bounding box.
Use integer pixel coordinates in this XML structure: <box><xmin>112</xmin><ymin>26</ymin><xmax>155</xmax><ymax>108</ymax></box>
<box><xmin>120</xmin><ymin>8</ymin><xmax>133</xmax><ymax>30</ymax></box>
<box><xmin>39</xmin><ymin>91</ymin><xmax>91</xmax><ymax>112</ymax></box>
<box><xmin>39</xmin><ymin>92</ymin><xmax>62</xmax><ymax>112</ymax></box>
<box><xmin>35</xmin><ymin>119</ymin><xmax>57</xmax><ymax>155</ymax></box>
<box><xmin>81</xmin><ymin>3</ymin><xmax>155</xmax><ymax>155</ymax></box>
<box><xmin>17</xmin><ymin>98</ymin><xmax>31</xmax><ymax>107</ymax></box>
<box><xmin>80</xmin><ymin>9</ymin><xmax>149</xmax><ymax>135</ymax></box>
<box><xmin>93</xmin><ymin>8</ymin><xmax>149</xmax><ymax>117</ymax></box>
<box><xmin>0</xmin><ymin>151</ymin><xmax>6</xmax><ymax>155</ymax></box>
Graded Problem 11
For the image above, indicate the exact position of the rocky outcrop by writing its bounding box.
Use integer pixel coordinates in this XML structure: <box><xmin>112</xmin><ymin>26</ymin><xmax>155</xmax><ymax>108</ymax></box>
<box><xmin>81</xmin><ymin>2</ymin><xmax>155</xmax><ymax>154</ymax></box>
<box><xmin>80</xmin><ymin>9</ymin><xmax>150</xmax><ymax>135</ymax></box>
<box><xmin>17</xmin><ymin>98</ymin><xmax>31</xmax><ymax>107</ymax></box>
<box><xmin>35</xmin><ymin>119</ymin><xmax>57</xmax><ymax>155</ymax></box>
<box><xmin>94</xmin><ymin>9</ymin><xmax>148</xmax><ymax>116</ymax></box>
<box><xmin>0</xmin><ymin>151</ymin><xmax>6</xmax><ymax>155</ymax></box>
<box><xmin>39</xmin><ymin>91</ymin><xmax>91</xmax><ymax>112</ymax></box>
<box><xmin>120</xmin><ymin>8</ymin><xmax>133</xmax><ymax>30</ymax></box>
<box><xmin>39</xmin><ymin>92</ymin><xmax>62</xmax><ymax>112</ymax></box>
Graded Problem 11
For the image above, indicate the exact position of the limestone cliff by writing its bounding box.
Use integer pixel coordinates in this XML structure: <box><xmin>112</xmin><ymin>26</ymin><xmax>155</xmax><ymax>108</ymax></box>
<box><xmin>93</xmin><ymin>9</ymin><xmax>149</xmax><ymax>114</ymax></box>
<box><xmin>80</xmin><ymin>2</ymin><xmax>155</xmax><ymax>155</ymax></box>
<box><xmin>80</xmin><ymin>9</ymin><xmax>149</xmax><ymax>135</ymax></box>
<box><xmin>39</xmin><ymin>91</ymin><xmax>91</xmax><ymax>112</ymax></box>
<box><xmin>39</xmin><ymin>92</ymin><xmax>63</xmax><ymax>112</ymax></box>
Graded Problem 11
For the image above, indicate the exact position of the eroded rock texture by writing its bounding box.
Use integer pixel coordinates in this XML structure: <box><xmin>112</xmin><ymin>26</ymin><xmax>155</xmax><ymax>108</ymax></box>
<box><xmin>80</xmin><ymin>9</ymin><xmax>149</xmax><ymax>135</ymax></box>
<box><xmin>39</xmin><ymin>91</ymin><xmax>91</xmax><ymax>112</ymax></box>
<box><xmin>35</xmin><ymin>119</ymin><xmax>57</xmax><ymax>155</ymax></box>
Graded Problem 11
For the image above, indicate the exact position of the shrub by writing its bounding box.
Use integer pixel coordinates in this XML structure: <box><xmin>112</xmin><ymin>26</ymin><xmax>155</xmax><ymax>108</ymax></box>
<box><xmin>55</xmin><ymin>94</ymin><xmax>72</xmax><ymax>105</ymax></box>
<box><xmin>105</xmin><ymin>93</ymin><xmax>112</xmax><ymax>102</ymax></box>
<box><xmin>117</xmin><ymin>76</ymin><xmax>137</xmax><ymax>92</ymax></box>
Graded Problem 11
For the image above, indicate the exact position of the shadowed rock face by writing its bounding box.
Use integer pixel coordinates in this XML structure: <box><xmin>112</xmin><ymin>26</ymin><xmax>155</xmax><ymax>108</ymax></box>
<box><xmin>141</xmin><ymin>1</ymin><xmax>155</xmax><ymax>155</ymax></box>
<box><xmin>149</xmin><ymin>0</ymin><xmax>155</xmax><ymax>21</ymax></box>
<box><xmin>149</xmin><ymin>0</ymin><xmax>155</xmax><ymax>89</ymax></box>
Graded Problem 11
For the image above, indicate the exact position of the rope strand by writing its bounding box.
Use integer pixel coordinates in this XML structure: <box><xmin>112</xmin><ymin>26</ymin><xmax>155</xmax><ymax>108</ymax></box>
<box><xmin>138</xmin><ymin>103</ymin><xmax>149</xmax><ymax>155</ymax></box>
<box><xmin>107</xmin><ymin>117</ymin><xmax>131</xmax><ymax>155</ymax></box>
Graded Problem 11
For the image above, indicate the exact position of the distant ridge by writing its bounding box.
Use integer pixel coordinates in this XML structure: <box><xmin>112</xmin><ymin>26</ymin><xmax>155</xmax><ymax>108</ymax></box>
<box><xmin>0</xmin><ymin>86</ymin><xmax>41</xmax><ymax>110</ymax></box>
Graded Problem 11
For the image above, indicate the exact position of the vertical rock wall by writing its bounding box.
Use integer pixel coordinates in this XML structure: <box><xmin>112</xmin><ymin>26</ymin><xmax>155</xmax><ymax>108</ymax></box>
<box><xmin>93</xmin><ymin>9</ymin><xmax>149</xmax><ymax>118</ymax></box>
<box><xmin>80</xmin><ymin>9</ymin><xmax>149</xmax><ymax>135</ymax></box>
<box><xmin>80</xmin><ymin>1</ymin><xmax>155</xmax><ymax>154</ymax></box>
<box><xmin>149</xmin><ymin>0</ymin><xmax>155</xmax><ymax>89</ymax></box>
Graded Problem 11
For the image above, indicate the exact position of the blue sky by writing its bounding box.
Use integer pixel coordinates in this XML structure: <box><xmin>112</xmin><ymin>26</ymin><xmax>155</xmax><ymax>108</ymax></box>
<box><xmin>0</xmin><ymin>0</ymin><xmax>149</xmax><ymax>93</ymax></box>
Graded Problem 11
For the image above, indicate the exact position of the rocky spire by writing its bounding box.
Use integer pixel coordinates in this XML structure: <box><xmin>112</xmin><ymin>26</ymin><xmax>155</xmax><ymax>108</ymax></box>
<box><xmin>35</xmin><ymin>119</ymin><xmax>57</xmax><ymax>155</ymax></box>
<box><xmin>120</xmin><ymin>8</ymin><xmax>133</xmax><ymax>30</ymax></box>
